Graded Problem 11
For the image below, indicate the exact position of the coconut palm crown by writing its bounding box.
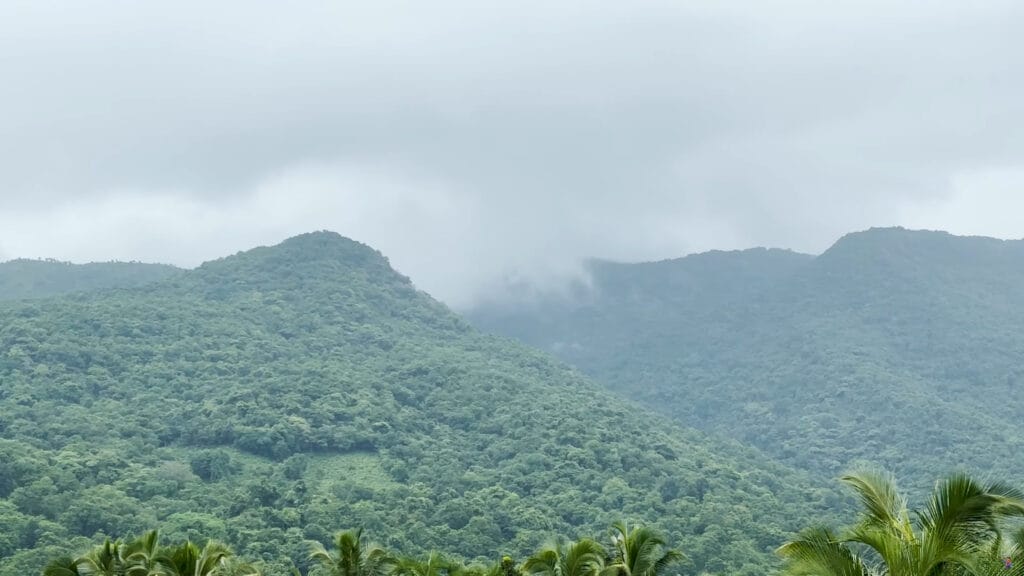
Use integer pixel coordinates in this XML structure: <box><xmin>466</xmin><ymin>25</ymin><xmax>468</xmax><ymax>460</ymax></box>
<box><xmin>310</xmin><ymin>528</ymin><xmax>395</xmax><ymax>576</ymax></box>
<box><xmin>41</xmin><ymin>532</ymin><xmax>241</xmax><ymax>576</ymax></box>
<box><xmin>602</xmin><ymin>522</ymin><xmax>684</xmax><ymax>576</ymax></box>
<box><xmin>523</xmin><ymin>537</ymin><xmax>606</xmax><ymax>576</ymax></box>
<box><xmin>778</xmin><ymin>469</ymin><xmax>1024</xmax><ymax>576</ymax></box>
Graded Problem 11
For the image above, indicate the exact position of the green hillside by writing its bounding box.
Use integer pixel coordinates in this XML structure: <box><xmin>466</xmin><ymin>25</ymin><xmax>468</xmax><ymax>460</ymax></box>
<box><xmin>0</xmin><ymin>259</ymin><xmax>181</xmax><ymax>301</ymax></box>
<box><xmin>468</xmin><ymin>228</ymin><xmax>1024</xmax><ymax>491</ymax></box>
<box><xmin>0</xmin><ymin>232</ymin><xmax>839</xmax><ymax>576</ymax></box>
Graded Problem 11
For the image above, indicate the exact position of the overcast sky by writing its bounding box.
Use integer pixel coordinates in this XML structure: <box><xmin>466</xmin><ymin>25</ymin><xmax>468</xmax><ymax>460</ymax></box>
<box><xmin>1</xmin><ymin>1</ymin><xmax>1022</xmax><ymax>306</ymax></box>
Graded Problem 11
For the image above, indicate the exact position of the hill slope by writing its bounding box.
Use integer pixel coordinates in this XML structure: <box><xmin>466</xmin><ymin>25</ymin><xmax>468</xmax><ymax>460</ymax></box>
<box><xmin>0</xmin><ymin>232</ymin><xmax>838</xmax><ymax>576</ymax></box>
<box><xmin>468</xmin><ymin>228</ymin><xmax>1024</xmax><ymax>490</ymax></box>
<box><xmin>0</xmin><ymin>259</ymin><xmax>181</xmax><ymax>301</ymax></box>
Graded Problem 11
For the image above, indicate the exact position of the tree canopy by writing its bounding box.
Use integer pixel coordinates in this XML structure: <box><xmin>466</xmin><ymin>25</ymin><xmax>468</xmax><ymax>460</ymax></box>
<box><xmin>469</xmin><ymin>228</ymin><xmax>1024</xmax><ymax>491</ymax></box>
<box><xmin>0</xmin><ymin>232</ymin><xmax>837</xmax><ymax>576</ymax></box>
<box><xmin>779</xmin><ymin>469</ymin><xmax>1024</xmax><ymax>576</ymax></box>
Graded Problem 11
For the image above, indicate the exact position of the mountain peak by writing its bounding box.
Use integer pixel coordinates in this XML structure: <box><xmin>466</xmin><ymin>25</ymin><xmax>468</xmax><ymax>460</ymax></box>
<box><xmin>188</xmin><ymin>230</ymin><xmax>415</xmax><ymax>300</ymax></box>
<box><xmin>819</xmin><ymin>227</ymin><xmax>1022</xmax><ymax>266</ymax></box>
<box><xmin>828</xmin><ymin>225</ymin><xmax>1019</xmax><ymax>246</ymax></box>
<box><xmin>265</xmin><ymin>230</ymin><xmax>387</xmax><ymax>262</ymax></box>
<box><xmin>199</xmin><ymin>230</ymin><xmax>393</xmax><ymax>273</ymax></box>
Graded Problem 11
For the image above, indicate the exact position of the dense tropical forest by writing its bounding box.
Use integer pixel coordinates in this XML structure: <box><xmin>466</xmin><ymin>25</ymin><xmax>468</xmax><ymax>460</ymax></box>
<box><xmin>33</xmin><ymin>469</ymin><xmax>1024</xmax><ymax>576</ymax></box>
<box><xmin>0</xmin><ymin>232</ymin><xmax>842</xmax><ymax>576</ymax></box>
<box><xmin>0</xmin><ymin>259</ymin><xmax>181</xmax><ymax>301</ymax></box>
<box><xmin>5</xmin><ymin>229</ymin><xmax>1023</xmax><ymax>576</ymax></box>
<box><xmin>41</xmin><ymin>520</ymin><xmax>685</xmax><ymax>576</ymax></box>
<box><xmin>469</xmin><ymin>228</ymin><xmax>1024</xmax><ymax>491</ymax></box>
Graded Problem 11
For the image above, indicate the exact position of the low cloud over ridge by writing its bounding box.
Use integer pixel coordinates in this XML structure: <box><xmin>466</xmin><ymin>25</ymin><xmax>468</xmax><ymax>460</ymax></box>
<box><xmin>1</xmin><ymin>0</ymin><xmax>1023</xmax><ymax>306</ymax></box>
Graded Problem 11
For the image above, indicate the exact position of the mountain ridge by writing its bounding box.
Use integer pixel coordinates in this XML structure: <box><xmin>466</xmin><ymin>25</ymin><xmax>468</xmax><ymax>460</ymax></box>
<box><xmin>0</xmin><ymin>259</ymin><xmax>182</xmax><ymax>301</ymax></box>
<box><xmin>0</xmin><ymin>231</ymin><xmax>838</xmax><ymax>576</ymax></box>
<box><xmin>468</xmin><ymin>226</ymin><xmax>1024</xmax><ymax>493</ymax></box>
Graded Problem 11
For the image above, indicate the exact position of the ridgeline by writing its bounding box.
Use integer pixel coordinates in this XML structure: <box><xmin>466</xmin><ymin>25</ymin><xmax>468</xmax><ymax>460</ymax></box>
<box><xmin>0</xmin><ymin>232</ymin><xmax>837</xmax><ymax>576</ymax></box>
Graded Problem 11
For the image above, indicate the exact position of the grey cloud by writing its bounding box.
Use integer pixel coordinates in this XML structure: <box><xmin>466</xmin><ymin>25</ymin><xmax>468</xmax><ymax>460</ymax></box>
<box><xmin>1</xmin><ymin>0</ymin><xmax>1023</xmax><ymax>305</ymax></box>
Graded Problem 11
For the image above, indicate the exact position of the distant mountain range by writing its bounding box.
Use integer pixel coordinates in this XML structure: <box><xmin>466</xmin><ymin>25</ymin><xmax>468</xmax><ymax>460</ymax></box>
<box><xmin>0</xmin><ymin>259</ymin><xmax>180</xmax><ymax>301</ymax></box>
<box><xmin>468</xmin><ymin>227</ymin><xmax>1024</xmax><ymax>492</ymax></box>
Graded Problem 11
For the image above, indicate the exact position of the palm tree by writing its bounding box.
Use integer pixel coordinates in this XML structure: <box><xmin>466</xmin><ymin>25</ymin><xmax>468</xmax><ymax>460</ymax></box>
<box><xmin>123</xmin><ymin>530</ymin><xmax>162</xmax><ymax>576</ymax></box>
<box><xmin>80</xmin><ymin>538</ymin><xmax>127</xmax><ymax>576</ymax></box>
<box><xmin>778</xmin><ymin>469</ymin><xmax>1024</xmax><ymax>576</ymax></box>
<box><xmin>217</xmin><ymin>557</ymin><xmax>264</xmax><ymax>576</ymax></box>
<box><xmin>446</xmin><ymin>565</ymin><xmax>485</xmax><ymax>576</ymax></box>
<box><xmin>309</xmin><ymin>528</ymin><xmax>394</xmax><ymax>576</ymax></box>
<box><xmin>155</xmin><ymin>540</ymin><xmax>233</xmax><ymax>576</ymax></box>
<box><xmin>43</xmin><ymin>556</ymin><xmax>87</xmax><ymax>576</ymax></box>
<box><xmin>44</xmin><ymin>538</ymin><xmax>138</xmax><ymax>576</ymax></box>
<box><xmin>524</xmin><ymin>538</ymin><xmax>606</xmax><ymax>576</ymax></box>
<box><xmin>973</xmin><ymin>526</ymin><xmax>1024</xmax><ymax>576</ymax></box>
<box><xmin>389</xmin><ymin>552</ymin><xmax>453</xmax><ymax>576</ymax></box>
<box><xmin>42</xmin><ymin>533</ymin><xmax>236</xmax><ymax>576</ymax></box>
<box><xmin>602</xmin><ymin>522</ymin><xmax>684</xmax><ymax>576</ymax></box>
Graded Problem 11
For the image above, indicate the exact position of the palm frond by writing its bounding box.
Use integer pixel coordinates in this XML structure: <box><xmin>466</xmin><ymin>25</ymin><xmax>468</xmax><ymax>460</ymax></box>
<box><xmin>563</xmin><ymin>539</ymin><xmax>605</xmax><ymax>576</ymax></box>
<box><xmin>982</xmin><ymin>482</ymin><xmax>1024</xmax><ymax>520</ymax></box>
<box><xmin>842</xmin><ymin>469</ymin><xmax>913</xmax><ymax>540</ymax></box>
<box><xmin>196</xmin><ymin>540</ymin><xmax>232</xmax><ymax>576</ymax></box>
<box><xmin>43</xmin><ymin>556</ymin><xmax>85</xmax><ymax>576</ymax></box>
<box><xmin>919</xmin><ymin>473</ymin><xmax>1007</xmax><ymax>545</ymax></box>
<box><xmin>124</xmin><ymin>530</ymin><xmax>162</xmax><ymax>576</ymax></box>
<box><xmin>778</xmin><ymin>526</ymin><xmax>870</xmax><ymax>576</ymax></box>
<box><xmin>524</xmin><ymin>542</ymin><xmax>564</xmax><ymax>576</ymax></box>
<box><xmin>648</xmin><ymin>549</ymin><xmax>685</xmax><ymax>576</ymax></box>
<box><xmin>390</xmin><ymin>552</ymin><xmax>450</xmax><ymax>576</ymax></box>
<box><xmin>606</xmin><ymin>522</ymin><xmax>682</xmax><ymax>576</ymax></box>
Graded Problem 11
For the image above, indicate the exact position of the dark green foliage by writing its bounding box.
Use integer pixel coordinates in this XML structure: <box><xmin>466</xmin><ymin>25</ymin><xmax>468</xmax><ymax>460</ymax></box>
<box><xmin>39</xmin><ymin>530</ymin><xmax>246</xmax><ymax>576</ymax></box>
<box><xmin>41</xmin><ymin>523</ymin><xmax>680</xmax><ymax>576</ymax></box>
<box><xmin>309</xmin><ymin>528</ymin><xmax>393</xmax><ymax>576</ymax></box>
<box><xmin>469</xmin><ymin>228</ymin><xmax>1024</xmax><ymax>491</ymax></box>
<box><xmin>390</xmin><ymin>552</ymin><xmax>455</xmax><ymax>576</ymax></box>
<box><xmin>603</xmin><ymin>522</ymin><xmax>684</xmax><ymax>576</ymax></box>
<box><xmin>157</xmin><ymin>539</ymin><xmax>234</xmax><ymax>576</ymax></box>
<box><xmin>778</xmin><ymin>470</ymin><xmax>1024</xmax><ymax>576</ymax></box>
<box><xmin>0</xmin><ymin>259</ymin><xmax>181</xmax><ymax>301</ymax></box>
<box><xmin>0</xmin><ymin>231</ymin><xmax>836</xmax><ymax>576</ymax></box>
<box><xmin>191</xmin><ymin>450</ymin><xmax>239</xmax><ymax>482</ymax></box>
<box><xmin>523</xmin><ymin>538</ymin><xmax>605</xmax><ymax>576</ymax></box>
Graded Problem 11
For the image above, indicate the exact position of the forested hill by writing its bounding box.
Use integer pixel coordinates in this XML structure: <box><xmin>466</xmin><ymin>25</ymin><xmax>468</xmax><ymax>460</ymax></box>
<box><xmin>468</xmin><ymin>227</ymin><xmax>1024</xmax><ymax>491</ymax></box>
<box><xmin>0</xmin><ymin>259</ymin><xmax>181</xmax><ymax>301</ymax></box>
<box><xmin>0</xmin><ymin>231</ymin><xmax>839</xmax><ymax>576</ymax></box>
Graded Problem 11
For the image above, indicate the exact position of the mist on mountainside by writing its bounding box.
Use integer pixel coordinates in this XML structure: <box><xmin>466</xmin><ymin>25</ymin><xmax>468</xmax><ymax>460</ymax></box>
<box><xmin>4</xmin><ymin>1</ymin><xmax>1024</xmax><ymax>576</ymax></box>
<box><xmin>2</xmin><ymin>2</ymin><xmax>1024</xmax><ymax>307</ymax></box>
<box><xmin>468</xmin><ymin>228</ymin><xmax>1024</xmax><ymax>493</ymax></box>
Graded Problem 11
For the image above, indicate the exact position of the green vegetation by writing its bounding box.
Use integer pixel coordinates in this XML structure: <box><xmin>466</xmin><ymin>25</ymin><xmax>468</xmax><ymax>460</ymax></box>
<box><xmin>42</xmin><ymin>530</ymin><xmax>258</xmax><ymax>576</ymax></box>
<box><xmin>0</xmin><ymin>232</ymin><xmax>838</xmax><ymax>576</ymax></box>
<box><xmin>779</xmin><ymin>470</ymin><xmax>1024</xmax><ymax>576</ymax></box>
<box><xmin>0</xmin><ymin>259</ymin><xmax>181</xmax><ymax>301</ymax></box>
<box><xmin>37</xmin><ymin>470</ymin><xmax>1024</xmax><ymax>576</ymax></box>
<box><xmin>309</xmin><ymin>528</ymin><xmax>391</xmax><ymax>576</ymax></box>
<box><xmin>43</xmin><ymin>521</ymin><xmax>682</xmax><ymax>576</ymax></box>
<box><xmin>604</xmin><ymin>522</ymin><xmax>685</xmax><ymax>576</ymax></box>
<box><xmin>468</xmin><ymin>228</ymin><xmax>1024</xmax><ymax>491</ymax></box>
